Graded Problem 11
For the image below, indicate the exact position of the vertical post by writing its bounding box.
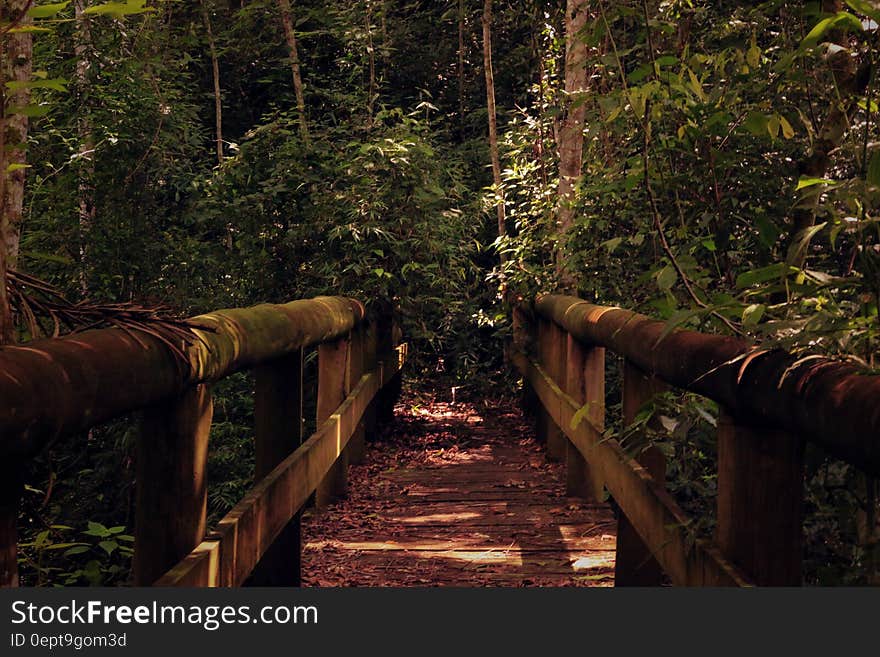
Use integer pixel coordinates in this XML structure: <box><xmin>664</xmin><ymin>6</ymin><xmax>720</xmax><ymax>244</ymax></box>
<box><xmin>564</xmin><ymin>335</ymin><xmax>605</xmax><ymax>501</ymax></box>
<box><xmin>316</xmin><ymin>335</ymin><xmax>350</xmax><ymax>509</ymax></box>
<box><xmin>0</xmin><ymin>462</ymin><xmax>23</xmax><ymax>587</ymax></box>
<box><xmin>134</xmin><ymin>384</ymin><xmax>212</xmax><ymax>586</ymax></box>
<box><xmin>614</xmin><ymin>360</ymin><xmax>667</xmax><ymax>587</ymax></box>
<box><xmin>716</xmin><ymin>412</ymin><xmax>804</xmax><ymax>586</ymax></box>
<box><xmin>249</xmin><ymin>349</ymin><xmax>304</xmax><ymax>586</ymax></box>
<box><xmin>539</xmin><ymin>319</ymin><xmax>566</xmax><ymax>461</ymax></box>
<box><xmin>347</xmin><ymin>326</ymin><xmax>367</xmax><ymax>464</ymax></box>
<box><xmin>514</xmin><ymin>306</ymin><xmax>539</xmax><ymax>417</ymax></box>
<box><xmin>362</xmin><ymin>321</ymin><xmax>380</xmax><ymax>442</ymax></box>
<box><xmin>376</xmin><ymin>309</ymin><xmax>398</xmax><ymax>425</ymax></box>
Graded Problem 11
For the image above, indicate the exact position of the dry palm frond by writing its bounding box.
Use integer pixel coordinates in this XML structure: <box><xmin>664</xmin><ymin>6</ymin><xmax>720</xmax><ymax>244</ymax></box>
<box><xmin>6</xmin><ymin>269</ymin><xmax>213</xmax><ymax>371</ymax></box>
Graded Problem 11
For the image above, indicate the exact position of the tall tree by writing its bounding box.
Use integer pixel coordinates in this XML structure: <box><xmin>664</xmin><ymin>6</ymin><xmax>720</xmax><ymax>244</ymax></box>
<box><xmin>74</xmin><ymin>0</ymin><xmax>96</xmax><ymax>293</ymax></box>
<box><xmin>0</xmin><ymin>0</ymin><xmax>33</xmax><ymax>344</ymax></box>
<box><xmin>482</xmin><ymin>0</ymin><xmax>505</xmax><ymax>245</ymax></box>
<box><xmin>200</xmin><ymin>0</ymin><xmax>224</xmax><ymax>164</ymax></box>
<box><xmin>276</xmin><ymin>0</ymin><xmax>309</xmax><ymax>143</ymax></box>
<box><xmin>555</xmin><ymin>0</ymin><xmax>589</xmax><ymax>291</ymax></box>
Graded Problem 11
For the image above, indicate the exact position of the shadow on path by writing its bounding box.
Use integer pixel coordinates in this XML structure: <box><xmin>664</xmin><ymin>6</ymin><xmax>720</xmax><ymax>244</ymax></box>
<box><xmin>301</xmin><ymin>388</ymin><xmax>616</xmax><ymax>587</ymax></box>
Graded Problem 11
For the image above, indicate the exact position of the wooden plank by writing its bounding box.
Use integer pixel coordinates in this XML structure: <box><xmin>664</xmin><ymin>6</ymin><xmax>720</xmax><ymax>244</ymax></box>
<box><xmin>348</xmin><ymin>327</ymin><xmax>367</xmax><ymax>464</ymax></box>
<box><xmin>249</xmin><ymin>349</ymin><xmax>304</xmax><ymax>586</ymax></box>
<box><xmin>155</xmin><ymin>352</ymin><xmax>403</xmax><ymax>587</ymax></box>
<box><xmin>716</xmin><ymin>411</ymin><xmax>804</xmax><ymax>586</ymax></box>
<box><xmin>316</xmin><ymin>336</ymin><xmax>351</xmax><ymax>508</ymax></box>
<box><xmin>615</xmin><ymin>360</ymin><xmax>668</xmax><ymax>586</ymax></box>
<box><xmin>564</xmin><ymin>336</ymin><xmax>605</xmax><ymax>500</ymax></box>
<box><xmin>134</xmin><ymin>384</ymin><xmax>213</xmax><ymax>586</ymax></box>
<box><xmin>512</xmin><ymin>351</ymin><xmax>750</xmax><ymax>587</ymax></box>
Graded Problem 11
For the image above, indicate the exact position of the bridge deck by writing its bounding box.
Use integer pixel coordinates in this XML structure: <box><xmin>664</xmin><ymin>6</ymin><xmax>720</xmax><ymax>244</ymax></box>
<box><xmin>301</xmin><ymin>392</ymin><xmax>617</xmax><ymax>586</ymax></box>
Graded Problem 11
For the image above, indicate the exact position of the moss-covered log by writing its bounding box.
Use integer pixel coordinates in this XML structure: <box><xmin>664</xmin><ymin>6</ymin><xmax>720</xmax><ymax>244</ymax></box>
<box><xmin>0</xmin><ymin>296</ymin><xmax>364</xmax><ymax>459</ymax></box>
<box><xmin>534</xmin><ymin>295</ymin><xmax>880</xmax><ymax>476</ymax></box>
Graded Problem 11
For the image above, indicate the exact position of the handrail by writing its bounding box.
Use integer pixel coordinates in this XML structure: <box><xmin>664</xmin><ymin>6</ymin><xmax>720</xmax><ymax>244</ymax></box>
<box><xmin>0</xmin><ymin>296</ymin><xmax>364</xmax><ymax>460</ymax></box>
<box><xmin>514</xmin><ymin>294</ymin><xmax>880</xmax><ymax>586</ymax></box>
<box><xmin>0</xmin><ymin>295</ymin><xmax>404</xmax><ymax>588</ymax></box>
<box><xmin>535</xmin><ymin>295</ymin><xmax>880</xmax><ymax>475</ymax></box>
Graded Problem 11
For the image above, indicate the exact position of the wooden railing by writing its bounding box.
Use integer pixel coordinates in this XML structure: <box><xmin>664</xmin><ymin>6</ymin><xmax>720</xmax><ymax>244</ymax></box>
<box><xmin>513</xmin><ymin>294</ymin><xmax>880</xmax><ymax>586</ymax></box>
<box><xmin>0</xmin><ymin>296</ymin><xmax>404</xmax><ymax>587</ymax></box>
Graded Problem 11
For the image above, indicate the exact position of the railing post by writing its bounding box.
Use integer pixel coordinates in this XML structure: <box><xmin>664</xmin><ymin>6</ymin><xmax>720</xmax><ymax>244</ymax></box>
<box><xmin>716</xmin><ymin>412</ymin><xmax>804</xmax><ymax>586</ymax></box>
<box><xmin>0</xmin><ymin>462</ymin><xmax>23</xmax><ymax>587</ymax></box>
<box><xmin>249</xmin><ymin>349</ymin><xmax>304</xmax><ymax>586</ymax></box>
<box><xmin>362</xmin><ymin>320</ymin><xmax>380</xmax><ymax>442</ymax></box>
<box><xmin>376</xmin><ymin>310</ymin><xmax>399</xmax><ymax>425</ymax></box>
<box><xmin>347</xmin><ymin>326</ymin><xmax>367</xmax><ymax>464</ymax></box>
<box><xmin>614</xmin><ymin>360</ymin><xmax>667</xmax><ymax>586</ymax></box>
<box><xmin>564</xmin><ymin>335</ymin><xmax>605</xmax><ymax>500</ymax></box>
<box><xmin>537</xmin><ymin>318</ymin><xmax>566</xmax><ymax>461</ymax></box>
<box><xmin>316</xmin><ymin>334</ymin><xmax>351</xmax><ymax>508</ymax></box>
<box><xmin>134</xmin><ymin>384</ymin><xmax>212</xmax><ymax>586</ymax></box>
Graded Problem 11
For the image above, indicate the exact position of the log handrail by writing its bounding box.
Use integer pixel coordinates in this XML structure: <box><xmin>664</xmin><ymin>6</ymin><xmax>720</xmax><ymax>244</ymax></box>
<box><xmin>514</xmin><ymin>294</ymin><xmax>880</xmax><ymax>586</ymax></box>
<box><xmin>0</xmin><ymin>295</ymin><xmax>404</xmax><ymax>587</ymax></box>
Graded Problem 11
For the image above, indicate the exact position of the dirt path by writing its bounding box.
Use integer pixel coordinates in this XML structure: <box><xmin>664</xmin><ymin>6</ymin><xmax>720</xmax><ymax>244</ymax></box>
<box><xmin>301</xmin><ymin>390</ymin><xmax>617</xmax><ymax>586</ymax></box>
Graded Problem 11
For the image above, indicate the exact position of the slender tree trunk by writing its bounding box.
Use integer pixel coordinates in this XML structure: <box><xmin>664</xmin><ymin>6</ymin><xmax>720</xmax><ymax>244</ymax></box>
<box><xmin>555</xmin><ymin>0</ymin><xmax>590</xmax><ymax>291</ymax></box>
<box><xmin>276</xmin><ymin>0</ymin><xmax>309</xmax><ymax>143</ymax></box>
<box><xmin>482</xmin><ymin>0</ymin><xmax>505</xmax><ymax>244</ymax></box>
<box><xmin>74</xmin><ymin>0</ymin><xmax>96</xmax><ymax>295</ymax></box>
<box><xmin>0</xmin><ymin>0</ymin><xmax>33</xmax><ymax>344</ymax></box>
<box><xmin>200</xmin><ymin>0</ymin><xmax>224</xmax><ymax>164</ymax></box>
<box><xmin>458</xmin><ymin>0</ymin><xmax>466</xmax><ymax>140</ymax></box>
<box><xmin>365</xmin><ymin>0</ymin><xmax>376</xmax><ymax>126</ymax></box>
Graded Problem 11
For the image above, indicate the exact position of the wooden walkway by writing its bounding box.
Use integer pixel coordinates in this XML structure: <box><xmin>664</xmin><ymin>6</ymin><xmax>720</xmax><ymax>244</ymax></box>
<box><xmin>301</xmin><ymin>392</ymin><xmax>617</xmax><ymax>586</ymax></box>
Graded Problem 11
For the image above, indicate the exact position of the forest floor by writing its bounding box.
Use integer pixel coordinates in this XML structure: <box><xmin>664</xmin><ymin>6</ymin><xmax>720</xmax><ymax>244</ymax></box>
<box><xmin>300</xmin><ymin>385</ymin><xmax>617</xmax><ymax>586</ymax></box>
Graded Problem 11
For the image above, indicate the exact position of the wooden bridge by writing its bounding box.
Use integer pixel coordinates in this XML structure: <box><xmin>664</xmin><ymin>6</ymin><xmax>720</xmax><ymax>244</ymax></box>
<box><xmin>0</xmin><ymin>293</ymin><xmax>878</xmax><ymax>587</ymax></box>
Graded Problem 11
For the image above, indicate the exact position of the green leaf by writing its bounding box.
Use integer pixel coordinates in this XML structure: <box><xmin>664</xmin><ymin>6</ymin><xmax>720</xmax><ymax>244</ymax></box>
<box><xmin>796</xmin><ymin>176</ymin><xmax>837</xmax><ymax>190</ymax></box>
<box><xmin>6</xmin><ymin>78</ymin><xmax>67</xmax><ymax>92</ymax></box>
<box><xmin>5</xmin><ymin>163</ymin><xmax>30</xmax><ymax>173</ymax></box>
<box><xmin>735</xmin><ymin>263</ymin><xmax>797</xmax><ymax>288</ymax></box>
<box><xmin>601</xmin><ymin>237</ymin><xmax>623</xmax><ymax>253</ymax></box>
<box><xmin>63</xmin><ymin>545</ymin><xmax>91</xmax><ymax>557</ymax></box>
<box><xmin>7</xmin><ymin>103</ymin><xmax>52</xmax><ymax>118</ymax></box>
<box><xmin>778</xmin><ymin>115</ymin><xmax>795</xmax><ymax>139</ymax></box>
<box><xmin>97</xmin><ymin>540</ymin><xmax>118</xmax><ymax>556</ymax></box>
<box><xmin>742</xmin><ymin>304</ymin><xmax>766</xmax><ymax>326</ymax></box>
<box><xmin>743</xmin><ymin>112</ymin><xmax>769</xmax><ymax>137</ymax></box>
<box><xmin>845</xmin><ymin>0</ymin><xmax>880</xmax><ymax>23</ymax></box>
<box><xmin>801</xmin><ymin>12</ymin><xmax>864</xmax><ymax>49</ymax></box>
<box><xmin>28</xmin><ymin>2</ymin><xmax>70</xmax><ymax>19</ymax></box>
<box><xmin>656</xmin><ymin>265</ymin><xmax>678</xmax><ymax>291</ymax></box>
<box><xmin>83</xmin><ymin>1</ymin><xmax>155</xmax><ymax>17</ymax></box>
<box><xmin>83</xmin><ymin>521</ymin><xmax>111</xmax><ymax>538</ymax></box>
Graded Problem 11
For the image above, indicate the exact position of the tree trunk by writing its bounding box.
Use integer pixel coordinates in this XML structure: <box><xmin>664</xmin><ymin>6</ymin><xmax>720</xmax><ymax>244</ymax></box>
<box><xmin>365</xmin><ymin>0</ymin><xmax>376</xmax><ymax>127</ymax></box>
<box><xmin>0</xmin><ymin>0</ymin><xmax>33</xmax><ymax>343</ymax></box>
<box><xmin>200</xmin><ymin>0</ymin><xmax>224</xmax><ymax>164</ymax></box>
<box><xmin>74</xmin><ymin>0</ymin><xmax>96</xmax><ymax>295</ymax></box>
<box><xmin>555</xmin><ymin>0</ymin><xmax>590</xmax><ymax>291</ymax></box>
<box><xmin>277</xmin><ymin>0</ymin><xmax>309</xmax><ymax>144</ymax></box>
<box><xmin>785</xmin><ymin>0</ymin><xmax>863</xmax><ymax>268</ymax></box>
<box><xmin>482</xmin><ymin>0</ymin><xmax>505</xmax><ymax>244</ymax></box>
<box><xmin>458</xmin><ymin>0</ymin><xmax>466</xmax><ymax>140</ymax></box>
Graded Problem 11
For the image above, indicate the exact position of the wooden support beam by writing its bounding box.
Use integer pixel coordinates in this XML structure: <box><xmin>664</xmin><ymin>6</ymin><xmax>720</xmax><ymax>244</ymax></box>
<box><xmin>537</xmin><ymin>319</ymin><xmax>566</xmax><ymax>461</ymax></box>
<box><xmin>134</xmin><ymin>384</ymin><xmax>212</xmax><ymax>586</ymax></box>
<box><xmin>564</xmin><ymin>335</ymin><xmax>605</xmax><ymax>500</ymax></box>
<box><xmin>0</xmin><ymin>462</ymin><xmax>22</xmax><ymax>587</ymax></box>
<box><xmin>614</xmin><ymin>359</ymin><xmax>668</xmax><ymax>586</ymax></box>
<box><xmin>362</xmin><ymin>323</ymin><xmax>379</xmax><ymax>442</ymax></box>
<box><xmin>316</xmin><ymin>336</ymin><xmax>351</xmax><ymax>508</ymax></box>
<box><xmin>511</xmin><ymin>351</ymin><xmax>749</xmax><ymax>586</ymax></box>
<box><xmin>249</xmin><ymin>350</ymin><xmax>304</xmax><ymax>586</ymax></box>
<box><xmin>716</xmin><ymin>412</ymin><xmax>804</xmax><ymax>586</ymax></box>
<box><xmin>348</xmin><ymin>327</ymin><xmax>367</xmax><ymax>464</ymax></box>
